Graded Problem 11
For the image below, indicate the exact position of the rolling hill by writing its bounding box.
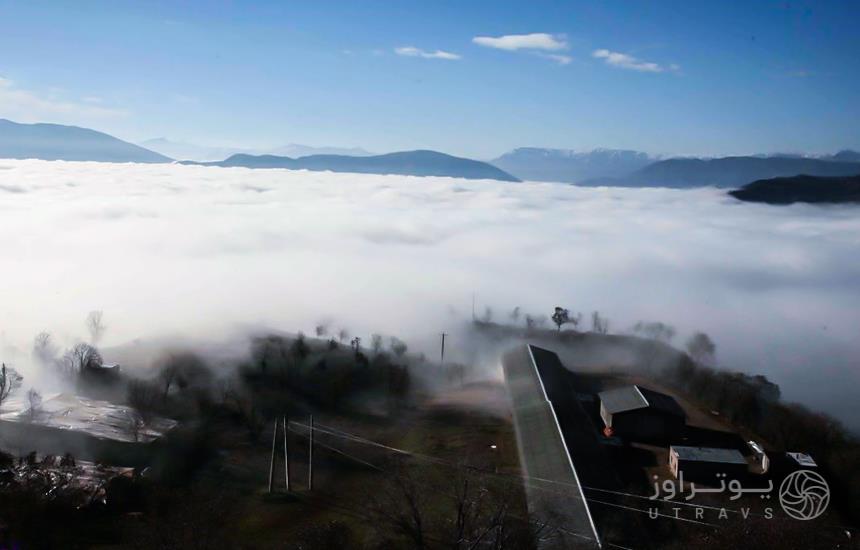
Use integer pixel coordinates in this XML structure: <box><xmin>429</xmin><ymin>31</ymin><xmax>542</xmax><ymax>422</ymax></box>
<box><xmin>187</xmin><ymin>150</ymin><xmax>521</xmax><ymax>182</ymax></box>
<box><xmin>0</xmin><ymin>119</ymin><xmax>170</xmax><ymax>163</ymax></box>
<box><xmin>729</xmin><ymin>174</ymin><xmax>860</xmax><ymax>204</ymax></box>
<box><xmin>610</xmin><ymin>156</ymin><xmax>860</xmax><ymax>188</ymax></box>
<box><xmin>491</xmin><ymin>147</ymin><xmax>655</xmax><ymax>183</ymax></box>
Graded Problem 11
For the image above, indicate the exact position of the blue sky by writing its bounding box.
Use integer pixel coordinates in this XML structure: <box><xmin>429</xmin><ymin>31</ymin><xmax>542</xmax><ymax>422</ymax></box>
<box><xmin>1</xmin><ymin>0</ymin><xmax>858</xmax><ymax>158</ymax></box>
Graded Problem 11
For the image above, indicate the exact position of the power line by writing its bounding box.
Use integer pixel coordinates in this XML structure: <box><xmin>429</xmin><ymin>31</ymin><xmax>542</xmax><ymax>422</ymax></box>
<box><xmin>297</xmin><ymin>419</ymin><xmax>779</xmax><ymax>521</ymax></box>
<box><xmin>289</xmin><ymin>429</ymin><xmax>604</xmax><ymax>547</ymax></box>
<box><xmin>291</xmin><ymin>420</ymin><xmax>720</xmax><ymax>530</ymax></box>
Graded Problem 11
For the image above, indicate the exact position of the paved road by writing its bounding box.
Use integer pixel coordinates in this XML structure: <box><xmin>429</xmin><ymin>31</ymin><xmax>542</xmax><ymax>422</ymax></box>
<box><xmin>502</xmin><ymin>345</ymin><xmax>602</xmax><ymax>548</ymax></box>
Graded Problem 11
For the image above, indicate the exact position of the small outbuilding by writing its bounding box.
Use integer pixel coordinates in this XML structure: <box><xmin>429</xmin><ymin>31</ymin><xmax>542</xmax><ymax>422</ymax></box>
<box><xmin>669</xmin><ymin>445</ymin><xmax>748</xmax><ymax>483</ymax></box>
<box><xmin>598</xmin><ymin>385</ymin><xmax>685</xmax><ymax>440</ymax></box>
<box><xmin>768</xmin><ymin>451</ymin><xmax>818</xmax><ymax>478</ymax></box>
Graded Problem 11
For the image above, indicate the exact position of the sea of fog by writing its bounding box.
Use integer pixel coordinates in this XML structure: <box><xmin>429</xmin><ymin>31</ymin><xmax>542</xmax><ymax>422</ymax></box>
<box><xmin>1</xmin><ymin>160</ymin><xmax>858</xmax><ymax>430</ymax></box>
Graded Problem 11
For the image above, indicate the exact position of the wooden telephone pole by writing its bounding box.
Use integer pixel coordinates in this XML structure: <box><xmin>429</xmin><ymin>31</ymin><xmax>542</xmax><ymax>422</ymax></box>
<box><xmin>268</xmin><ymin>417</ymin><xmax>291</xmax><ymax>493</ymax></box>
<box><xmin>283</xmin><ymin>416</ymin><xmax>290</xmax><ymax>491</ymax></box>
<box><xmin>268</xmin><ymin>418</ymin><xmax>277</xmax><ymax>492</ymax></box>
<box><xmin>308</xmin><ymin>415</ymin><xmax>314</xmax><ymax>490</ymax></box>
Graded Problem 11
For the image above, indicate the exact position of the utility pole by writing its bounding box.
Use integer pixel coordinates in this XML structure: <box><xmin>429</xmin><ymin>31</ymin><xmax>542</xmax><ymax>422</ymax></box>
<box><xmin>440</xmin><ymin>332</ymin><xmax>447</xmax><ymax>365</ymax></box>
<box><xmin>283</xmin><ymin>416</ymin><xmax>290</xmax><ymax>491</ymax></box>
<box><xmin>268</xmin><ymin>418</ymin><xmax>277</xmax><ymax>493</ymax></box>
<box><xmin>308</xmin><ymin>415</ymin><xmax>314</xmax><ymax>491</ymax></box>
<box><xmin>471</xmin><ymin>293</ymin><xmax>476</xmax><ymax>322</ymax></box>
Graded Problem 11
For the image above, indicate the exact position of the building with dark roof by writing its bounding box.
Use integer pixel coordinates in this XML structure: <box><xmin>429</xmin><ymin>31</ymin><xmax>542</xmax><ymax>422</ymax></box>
<box><xmin>669</xmin><ymin>445</ymin><xmax>749</xmax><ymax>483</ymax></box>
<box><xmin>598</xmin><ymin>385</ymin><xmax>685</xmax><ymax>441</ymax></box>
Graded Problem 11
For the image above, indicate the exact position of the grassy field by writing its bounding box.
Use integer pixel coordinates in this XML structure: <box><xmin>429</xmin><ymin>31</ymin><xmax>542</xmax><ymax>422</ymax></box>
<box><xmin>110</xmin><ymin>381</ymin><xmax>528</xmax><ymax>549</ymax></box>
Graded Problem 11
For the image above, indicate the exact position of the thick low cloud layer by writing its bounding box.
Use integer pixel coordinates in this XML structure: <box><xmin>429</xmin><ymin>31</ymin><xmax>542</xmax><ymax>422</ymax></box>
<box><xmin>1</xmin><ymin>160</ymin><xmax>858</xmax><ymax>428</ymax></box>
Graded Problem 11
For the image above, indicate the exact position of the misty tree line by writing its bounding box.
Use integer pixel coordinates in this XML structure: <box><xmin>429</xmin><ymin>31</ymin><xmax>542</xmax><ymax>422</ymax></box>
<box><xmin>126</xmin><ymin>326</ymin><xmax>421</xmax><ymax>443</ymax></box>
<box><xmin>478</xmin><ymin>304</ymin><xmax>612</xmax><ymax>335</ymax></box>
<box><xmin>5</xmin><ymin>311</ymin><xmax>425</xmax><ymax>445</ymax></box>
<box><xmin>0</xmin><ymin>310</ymin><xmax>111</xmax><ymax>423</ymax></box>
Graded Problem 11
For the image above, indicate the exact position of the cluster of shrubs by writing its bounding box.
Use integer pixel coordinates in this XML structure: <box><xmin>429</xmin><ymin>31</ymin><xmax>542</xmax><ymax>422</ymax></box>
<box><xmin>239</xmin><ymin>333</ymin><xmax>413</xmax><ymax>416</ymax></box>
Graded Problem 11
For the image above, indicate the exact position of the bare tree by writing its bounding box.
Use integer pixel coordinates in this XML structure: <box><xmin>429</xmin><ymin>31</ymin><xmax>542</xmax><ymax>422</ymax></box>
<box><xmin>591</xmin><ymin>311</ymin><xmax>609</xmax><ymax>334</ymax></box>
<box><xmin>370</xmin><ymin>462</ymin><xmax>552</xmax><ymax>550</ymax></box>
<box><xmin>371</xmin><ymin>334</ymin><xmax>384</xmax><ymax>355</ymax></box>
<box><xmin>389</xmin><ymin>336</ymin><xmax>408</xmax><ymax>358</ymax></box>
<box><xmin>32</xmin><ymin>331</ymin><xmax>58</xmax><ymax>366</ymax></box>
<box><xmin>125</xmin><ymin>410</ymin><xmax>145</xmax><ymax>442</ymax></box>
<box><xmin>157</xmin><ymin>352</ymin><xmax>213</xmax><ymax>396</ymax></box>
<box><xmin>633</xmin><ymin>321</ymin><xmax>676</xmax><ymax>343</ymax></box>
<box><xmin>369</xmin><ymin>463</ymin><xmax>430</xmax><ymax>549</ymax></box>
<box><xmin>0</xmin><ymin>363</ymin><xmax>23</xmax><ymax>406</ymax></box>
<box><xmin>337</xmin><ymin>328</ymin><xmax>349</xmax><ymax>344</ymax></box>
<box><xmin>481</xmin><ymin>307</ymin><xmax>493</xmax><ymax>323</ymax></box>
<box><xmin>222</xmin><ymin>380</ymin><xmax>265</xmax><ymax>442</ymax></box>
<box><xmin>686</xmin><ymin>332</ymin><xmax>716</xmax><ymax>366</ymax></box>
<box><xmin>509</xmin><ymin>306</ymin><xmax>521</xmax><ymax>323</ymax></box>
<box><xmin>158</xmin><ymin>364</ymin><xmax>179</xmax><ymax>397</ymax></box>
<box><xmin>26</xmin><ymin>389</ymin><xmax>42</xmax><ymax>422</ymax></box>
<box><xmin>350</xmin><ymin>336</ymin><xmax>361</xmax><ymax>353</ymax></box>
<box><xmin>551</xmin><ymin>307</ymin><xmax>570</xmax><ymax>332</ymax></box>
<box><xmin>314</xmin><ymin>323</ymin><xmax>328</xmax><ymax>337</ymax></box>
<box><xmin>62</xmin><ymin>343</ymin><xmax>103</xmax><ymax>378</ymax></box>
<box><xmin>86</xmin><ymin>310</ymin><xmax>106</xmax><ymax>344</ymax></box>
<box><xmin>126</xmin><ymin>379</ymin><xmax>161</xmax><ymax>423</ymax></box>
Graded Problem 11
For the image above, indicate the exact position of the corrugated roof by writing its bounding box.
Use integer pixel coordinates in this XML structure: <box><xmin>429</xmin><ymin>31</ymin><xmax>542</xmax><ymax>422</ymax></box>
<box><xmin>598</xmin><ymin>384</ymin><xmax>685</xmax><ymax>418</ymax></box>
<box><xmin>671</xmin><ymin>446</ymin><xmax>747</xmax><ymax>464</ymax></box>
<box><xmin>786</xmin><ymin>452</ymin><xmax>817</xmax><ymax>467</ymax></box>
<box><xmin>598</xmin><ymin>385</ymin><xmax>648</xmax><ymax>414</ymax></box>
<box><xmin>0</xmin><ymin>392</ymin><xmax>176</xmax><ymax>443</ymax></box>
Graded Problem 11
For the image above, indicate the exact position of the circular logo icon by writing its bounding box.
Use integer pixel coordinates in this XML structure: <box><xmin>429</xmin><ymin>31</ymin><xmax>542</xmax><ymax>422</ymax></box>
<box><xmin>778</xmin><ymin>469</ymin><xmax>830</xmax><ymax>520</ymax></box>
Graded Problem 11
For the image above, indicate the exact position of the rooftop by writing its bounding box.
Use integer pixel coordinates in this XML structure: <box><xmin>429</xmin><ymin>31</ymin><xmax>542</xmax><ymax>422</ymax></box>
<box><xmin>786</xmin><ymin>452</ymin><xmax>817</xmax><ymax>468</ymax></box>
<box><xmin>0</xmin><ymin>392</ymin><xmax>176</xmax><ymax>444</ymax></box>
<box><xmin>671</xmin><ymin>445</ymin><xmax>747</xmax><ymax>465</ymax></box>
<box><xmin>598</xmin><ymin>384</ymin><xmax>685</xmax><ymax>418</ymax></box>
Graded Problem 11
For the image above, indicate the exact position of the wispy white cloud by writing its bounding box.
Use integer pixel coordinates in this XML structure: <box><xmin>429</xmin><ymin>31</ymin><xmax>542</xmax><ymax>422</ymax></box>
<box><xmin>394</xmin><ymin>46</ymin><xmax>461</xmax><ymax>60</ymax></box>
<box><xmin>0</xmin><ymin>77</ymin><xmax>126</xmax><ymax>122</ymax></box>
<box><xmin>592</xmin><ymin>49</ymin><xmax>677</xmax><ymax>73</ymax></box>
<box><xmin>472</xmin><ymin>33</ymin><xmax>568</xmax><ymax>51</ymax></box>
<box><xmin>543</xmin><ymin>54</ymin><xmax>572</xmax><ymax>65</ymax></box>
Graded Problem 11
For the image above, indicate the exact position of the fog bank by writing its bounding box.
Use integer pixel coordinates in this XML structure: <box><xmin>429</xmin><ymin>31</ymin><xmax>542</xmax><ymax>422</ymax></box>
<box><xmin>0</xmin><ymin>160</ymin><xmax>858</xmax><ymax>428</ymax></box>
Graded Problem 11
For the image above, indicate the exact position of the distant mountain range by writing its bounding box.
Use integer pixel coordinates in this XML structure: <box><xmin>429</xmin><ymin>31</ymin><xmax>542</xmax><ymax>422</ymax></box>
<box><xmin>730</xmin><ymin>174</ymin><xmax>860</xmax><ymax>204</ymax></box>
<box><xmin>184</xmin><ymin>150</ymin><xmax>520</xmax><ymax>182</ymax></box>
<box><xmin>3</xmin><ymin>118</ymin><xmax>859</xmax><ymax>189</ymax></box>
<box><xmin>267</xmin><ymin>144</ymin><xmax>373</xmax><ymax>158</ymax></box>
<box><xmin>603</xmin><ymin>156</ymin><xmax>860</xmax><ymax>188</ymax></box>
<box><xmin>491</xmin><ymin>147</ymin><xmax>656</xmax><ymax>183</ymax></box>
<box><xmin>491</xmin><ymin>146</ymin><xmax>860</xmax><ymax>188</ymax></box>
<box><xmin>0</xmin><ymin>119</ymin><xmax>513</xmax><ymax>181</ymax></box>
<box><xmin>754</xmin><ymin>150</ymin><xmax>860</xmax><ymax>162</ymax></box>
<box><xmin>0</xmin><ymin>119</ymin><xmax>170</xmax><ymax>163</ymax></box>
<box><xmin>140</xmin><ymin>138</ymin><xmax>373</xmax><ymax>162</ymax></box>
<box><xmin>138</xmin><ymin>138</ymin><xmax>252</xmax><ymax>163</ymax></box>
